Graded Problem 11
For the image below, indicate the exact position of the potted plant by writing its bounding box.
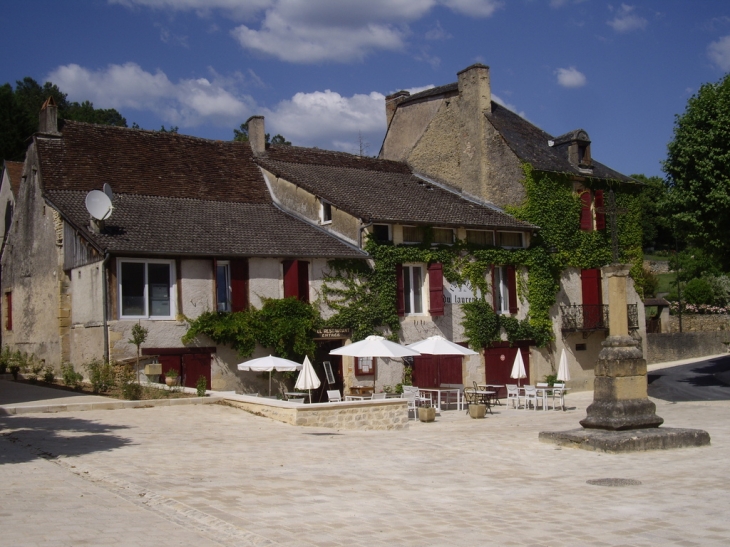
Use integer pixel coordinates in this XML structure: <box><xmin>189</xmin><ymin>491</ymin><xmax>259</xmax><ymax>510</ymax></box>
<box><xmin>418</xmin><ymin>402</ymin><xmax>436</xmax><ymax>423</ymax></box>
<box><xmin>469</xmin><ymin>402</ymin><xmax>487</xmax><ymax>419</ymax></box>
<box><xmin>165</xmin><ymin>369</ymin><xmax>179</xmax><ymax>386</ymax></box>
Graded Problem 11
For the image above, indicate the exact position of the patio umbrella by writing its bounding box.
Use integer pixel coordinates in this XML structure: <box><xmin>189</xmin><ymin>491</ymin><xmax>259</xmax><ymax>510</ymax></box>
<box><xmin>406</xmin><ymin>335</ymin><xmax>478</xmax><ymax>356</ymax></box>
<box><xmin>330</xmin><ymin>335</ymin><xmax>420</xmax><ymax>391</ymax></box>
<box><xmin>510</xmin><ymin>350</ymin><xmax>527</xmax><ymax>387</ymax></box>
<box><xmin>556</xmin><ymin>349</ymin><xmax>571</xmax><ymax>383</ymax></box>
<box><xmin>294</xmin><ymin>356</ymin><xmax>320</xmax><ymax>402</ymax></box>
<box><xmin>237</xmin><ymin>355</ymin><xmax>302</xmax><ymax>396</ymax></box>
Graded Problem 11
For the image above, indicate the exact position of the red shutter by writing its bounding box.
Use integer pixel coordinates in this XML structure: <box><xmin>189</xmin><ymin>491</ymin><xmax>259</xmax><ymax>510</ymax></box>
<box><xmin>594</xmin><ymin>190</ymin><xmax>605</xmax><ymax>230</ymax></box>
<box><xmin>396</xmin><ymin>263</ymin><xmax>405</xmax><ymax>317</ymax></box>
<box><xmin>507</xmin><ymin>265</ymin><xmax>518</xmax><ymax>315</ymax></box>
<box><xmin>581</xmin><ymin>269</ymin><xmax>602</xmax><ymax>329</ymax></box>
<box><xmin>491</xmin><ymin>266</ymin><xmax>497</xmax><ymax>310</ymax></box>
<box><xmin>580</xmin><ymin>191</ymin><xmax>593</xmax><ymax>231</ymax></box>
<box><xmin>297</xmin><ymin>261</ymin><xmax>309</xmax><ymax>302</ymax></box>
<box><xmin>428</xmin><ymin>262</ymin><xmax>444</xmax><ymax>316</ymax></box>
<box><xmin>230</xmin><ymin>259</ymin><xmax>249</xmax><ymax>312</ymax></box>
<box><xmin>283</xmin><ymin>260</ymin><xmax>299</xmax><ymax>299</ymax></box>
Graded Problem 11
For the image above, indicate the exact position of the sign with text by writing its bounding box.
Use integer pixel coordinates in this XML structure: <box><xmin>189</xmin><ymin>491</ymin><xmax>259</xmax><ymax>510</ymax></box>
<box><xmin>314</xmin><ymin>328</ymin><xmax>352</xmax><ymax>340</ymax></box>
<box><xmin>443</xmin><ymin>280</ymin><xmax>481</xmax><ymax>305</ymax></box>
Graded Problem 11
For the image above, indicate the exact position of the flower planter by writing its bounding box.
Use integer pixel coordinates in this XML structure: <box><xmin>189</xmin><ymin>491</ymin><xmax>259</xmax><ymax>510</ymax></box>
<box><xmin>418</xmin><ymin>406</ymin><xmax>436</xmax><ymax>422</ymax></box>
<box><xmin>469</xmin><ymin>403</ymin><xmax>487</xmax><ymax>419</ymax></box>
<box><xmin>165</xmin><ymin>376</ymin><xmax>179</xmax><ymax>387</ymax></box>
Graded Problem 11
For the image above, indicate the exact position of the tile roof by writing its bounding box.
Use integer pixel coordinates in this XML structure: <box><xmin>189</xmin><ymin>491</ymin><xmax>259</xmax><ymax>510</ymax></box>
<box><xmin>3</xmin><ymin>161</ymin><xmax>24</xmax><ymax>197</ymax></box>
<box><xmin>47</xmin><ymin>190</ymin><xmax>364</xmax><ymax>258</ymax></box>
<box><xmin>257</xmin><ymin>148</ymin><xmax>535</xmax><ymax>230</ymax></box>
<box><xmin>36</xmin><ymin>122</ymin><xmax>363</xmax><ymax>258</ymax></box>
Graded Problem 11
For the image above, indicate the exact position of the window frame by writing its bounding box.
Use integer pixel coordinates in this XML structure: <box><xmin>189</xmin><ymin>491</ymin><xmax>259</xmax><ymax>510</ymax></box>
<box><xmin>320</xmin><ymin>199</ymin><xmax>332</xmax><ymax>225</ymax></box>
<box><xmin>371</xmin><ymin>224</ymin><xmax>392</xmax><ymax>243</ymax></box>
<box><xmin>117</xmin><ymin>258</ymin><xmax>177</xmax><ymax>320</ymax></box>
<box><xmin>402</xmin><ymin>225</ymin><xmax>425</xmax><ymax>244</ymax></box>
<box><xmin>402</xmin><ymin>264</ymin><xmax>426</xmax><ymax>316</ymax></box>
<box><xmin>466</xmin><ymin>229</ymin><xmax>495</xmax><ymax>247</ymax></box>
<box><xmin>216</xmin><ymin>260</ymin><xmax>232</xmax><ymax>312</ymax></box>
<box><xmin>355</xmin><ymin>356</ymin><xmax>375</xmax><ymax>376</ymax></box>
<box><xmin>493</xmin><ymin>265</ymin><xmax>510</xmax><ymax>314</ymax></box>
<box><xmin>497</xmin><ymin>231</ymin><xmax>524</xmax><ymax>249</ymax></box>
<box><xmin>4</xmin><ymin>291</ymin><xmax>11</xmax><ymax>331</ymax></box>
<box><xmin>432</xmin><ymin>227</ymin><xmax>455</xmax><ymax>245</ymax></box>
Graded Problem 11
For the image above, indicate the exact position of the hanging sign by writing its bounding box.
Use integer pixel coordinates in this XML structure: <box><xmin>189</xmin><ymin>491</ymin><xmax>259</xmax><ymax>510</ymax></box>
<box><xmin>314</xmin><ymin>328</ymin><xmax>352</xmax><ymax>340</ymax></box>
<box><xmin>443</xmin><ymin>280</ymin><xmax>481</xmax><ymax>304</ymax></box>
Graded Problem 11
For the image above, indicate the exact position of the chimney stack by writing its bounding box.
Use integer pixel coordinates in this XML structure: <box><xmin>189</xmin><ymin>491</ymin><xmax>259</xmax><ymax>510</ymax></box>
<box><xmin>385</xmin><ymin>90</ymin><xmax>410</xmax><ymax>127</ymax></box>
<box><xmin>246</xmin><ymin>115</ymin><xmax>266</xmax><ymax>156</ymax></box>
<box><xmin>457</xmin><ymin>63</ymin><xmax>491</xmax><ymax>114</ymax></box>
<box><xmin>39</xmin><ymin>96</ymin><xmax>59</xmax><ymax>135</ymax></box>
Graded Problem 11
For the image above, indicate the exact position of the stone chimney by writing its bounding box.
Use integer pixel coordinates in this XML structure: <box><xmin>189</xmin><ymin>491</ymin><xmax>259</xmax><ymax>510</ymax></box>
<box><xmin>246</xmin><ymin>115</ymin><xmax>266</xmax><ymax>156</ymax></box>
<box><xmin>39</xmin><ymin>96</ymin><xmax>59</xmax><ymax>135</ymax></box>
<box><xmin>385</xmin><ymin>90</ymin><xmax>410</xmax><ymax>127</ymax></box>
<box><xmin>457</xmin><ymin>63</ymin><xmax>491</xmax><ymax>199</ymax></box>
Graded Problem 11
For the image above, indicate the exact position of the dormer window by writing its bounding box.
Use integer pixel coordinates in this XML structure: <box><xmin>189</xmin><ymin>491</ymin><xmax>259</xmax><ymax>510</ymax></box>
<box><xmin>320</xmin><ymin>199</ymin><xmax>332</xmax><ymax>224</ymax></box>
<box><xmin>551</xmin><ymin>129</ymin><xmax>592</xmax><ymax>171</ymax></box>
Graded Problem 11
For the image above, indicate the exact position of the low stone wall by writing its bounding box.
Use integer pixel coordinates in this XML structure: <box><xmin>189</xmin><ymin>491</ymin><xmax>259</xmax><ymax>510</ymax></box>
<box><xmin>666</xmin><ymin>314</ymin><xmax>730</xmax><ymax>333</ymax></box>
<box><xmin>221</xmin><ymin>395</ymin><xmax>409</xmax><ymax>430</ymax></box>
<box><xmin>646</xmin><ymin>332</ymin><xmax>729</xmax><ymax>364</ymax></box>
<box><xmin>643</xmin><ymin>260</ymin><xmax>670</xmax><ymax>274</ymax></box>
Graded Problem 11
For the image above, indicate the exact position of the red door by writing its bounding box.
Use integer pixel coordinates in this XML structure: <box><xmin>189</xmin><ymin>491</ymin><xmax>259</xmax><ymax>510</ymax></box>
<box><xmin>484</xmin><ymin>344</ymin><xmax>530</xmax><ymax>386</ymax></box>
<box><xmin>182</xmin><ymin>353</ymin><xmax>212</xmax><ymax>389</ymax></box>
<box><xmin>159</xmin><ymin>355</ymin><xmax>181</xmax><ymax>384</ymax></box>
<box><xmin>438</xmin><ymin>356</ymin><xmax>463</xmax><ymax>385</ymax></box>
<box><xmin>412</xmin><ymin>355</ymin><xmax>438</xmax><ymax>387</ymax></box>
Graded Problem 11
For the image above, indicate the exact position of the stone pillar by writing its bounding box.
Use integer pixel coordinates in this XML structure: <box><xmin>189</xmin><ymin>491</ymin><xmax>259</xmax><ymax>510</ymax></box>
<box><xmin>580</xmin><ymin>264</ymin><xmax>663</xmax><ymax>430</ymax></box>
<box><xmin>246</xmin><ymin>115</ymin><xmax>266</xmax><ymax>156</ymax></box>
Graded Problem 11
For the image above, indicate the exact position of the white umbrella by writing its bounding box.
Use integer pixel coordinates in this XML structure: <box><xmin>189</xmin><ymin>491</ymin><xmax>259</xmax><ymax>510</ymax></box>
<box><xmin>556</xmin><ymin>349</ymin><xmax>571</xmax><ymax>383</ymax></box>
<box><xmin>406</xmin><ymin>335</ymin><xmax>478</xmax><ymax>356</ymax></box>
<box><xmin>330</xmin><ymin>335</ymin><xmax>420</xmax><ymax>392</ymax></box>
<box><xmin>237</xmin><ymin>355</ymin><xmax>302</xmax><ymax>396</ymax></box>
<box><xmin>294</xmin><ymin>356</ymin><xmax>320</xmax><ymax>402</ymax></box>
<box><xmin>510</xmin><ymin>350</ymin><xmax>527</xmax><ymax>386</ymax></box>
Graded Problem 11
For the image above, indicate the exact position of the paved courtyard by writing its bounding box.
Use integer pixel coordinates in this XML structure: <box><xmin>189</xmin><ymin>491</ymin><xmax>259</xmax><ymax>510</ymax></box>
<box><xmin>1</xmin><ymin>374</ymin><xmax>729</xmax><ymax>546</ymax></box>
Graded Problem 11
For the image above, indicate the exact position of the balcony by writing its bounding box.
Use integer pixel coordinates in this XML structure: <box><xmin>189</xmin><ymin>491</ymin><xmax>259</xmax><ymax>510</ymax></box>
<box><xmin>561</xmin><ymin>304</ymin><xmax>639</xmax><ymax>333</ymax></box>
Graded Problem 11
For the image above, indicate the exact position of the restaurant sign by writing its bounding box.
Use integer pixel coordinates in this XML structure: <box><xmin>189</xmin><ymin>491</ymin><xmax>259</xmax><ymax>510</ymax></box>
<box><xmin>443</xmin><ymin>280</ymin><xmax>481</xmax><ymax>305</ymax></box>
<box><xmin>314</xmin><ymin>328</ymin><xmax>353</xmax><ymax>340</ymax></box>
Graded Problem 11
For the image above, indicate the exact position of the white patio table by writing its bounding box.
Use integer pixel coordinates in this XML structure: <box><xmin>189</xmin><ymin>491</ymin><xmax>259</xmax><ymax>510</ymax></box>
<box><xmin>418</xmin><ymin>387</ymin><xmax>463</xmax><ymax>412</ymax></box>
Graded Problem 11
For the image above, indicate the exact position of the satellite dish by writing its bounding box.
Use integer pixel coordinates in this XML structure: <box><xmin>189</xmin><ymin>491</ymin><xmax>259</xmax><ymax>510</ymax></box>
<box><xmin>103</xmin><ymin>183</ymin><xmax>114</xmax><ymax>201</ymax></box>
<box><xmin>85</xmin><ymin>190</ymin><xmax>113</xmax><ymax>221</ymax></box>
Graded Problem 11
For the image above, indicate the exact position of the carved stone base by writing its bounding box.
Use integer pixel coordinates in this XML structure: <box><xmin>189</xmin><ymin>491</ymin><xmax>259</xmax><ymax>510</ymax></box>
<box><xmin>539</xmin><ymin>427</ymin><xmax>711</xmax><ymax>453</ymax></box>
<box><xmin>580</xmin><ymin>398</ymin><xmax>664</xmax><ymax>430</ymax></box>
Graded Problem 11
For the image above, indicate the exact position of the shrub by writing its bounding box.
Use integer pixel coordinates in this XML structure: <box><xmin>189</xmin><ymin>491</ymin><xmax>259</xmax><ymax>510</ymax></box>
<box><xmin>0</xmin><ymin>345</ymin><xmax>10</xmax><ymax>374</ymax></box>
<box><xmin>683</xmin><ymin>277</ymin><xmax>715</xmax><ymax>305</ymax></box>
<box><xmin>196</xmin><ymin>375</ymin><xmax>207</xmax><ymax>397</ymax></box>
<box><xmin>85</xmin><ymin>359</ymin><xmax>115</xmax><ymax>393</ymax></box>
<box><xmin>26</xmin><ymin>358</ymin><xmax>45</xmax><ymax>383</ymax></box>
<box><xmin>118</xmin><ymin>365</ymin><xmax>142</xmax><ymax>400</ymax></box>
<box><xmin>42</xmin><ymin>365</ymin><xmax>55</xmax><ymax>383</ymax></box>
<box><xmin>61</xmin><ymin>363</ymin><xmax>84</xmax><ymax>389</ymax></box>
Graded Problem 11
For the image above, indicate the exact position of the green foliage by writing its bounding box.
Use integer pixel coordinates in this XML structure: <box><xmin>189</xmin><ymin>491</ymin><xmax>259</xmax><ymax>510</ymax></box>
<box><xmin>639</xmin><ymin>268</ymin><xmax>659</xmax><ymax>299</ymax></box>
<box><xmin>663</xmin><ymin>73</ymin><xmax>730</xmax><ymax>269</ymax></box>
<box><xmin>165</xmin><ymin>368</ymin><xmax>179</xmax><ymax>378</ymax></box>
<box><xmin>233</xmin><ymin>121</ymin><xmax>291</xmax><ymax>145</ymax></box>
<box><xmin>61</xmin><ymin>363</ymin><xmax>84</xmax><ymax>389</ymax></box>
<box><xmin>462</xmin><ymin>299</ymin><xmax>500</xmax><ymax>349</ymax></box>
<box><xmin>683</xmin><ymin>278</ymin><xmax>715</xmax><ymax>305</ymax></box>
<box><xmin>543</xmin><ymin>373</ymin><xmax>558</xmax><ymax>387</ymax></box>
<box><xmin>42</xmin><ymin>365</ymin><xmax>55</xmax><ymax>383</ymax></box>
<box><xmin>119</xmin><ymin>366</ymin><xmax>142</xmax><ymax>400</ymax></box>
<box><xmin>631</xmin><ymin>174</ymin><xmax>673</xmax><ymax>250</ymax></box>
<box><xmin>0</xmin><ymin>345</ymin><xmax>11</xmax><ymax>374</ymax></box>
<box><xmin>85</xmin><ymin>359</ymin><xmax>115</xmax><ymax>393</ymax></box>
<box><xmin>182</xmin><ymin>297</ymin><xmax>319</xmax><ymax>360</ymax></box>
<box><xmin>196</xmin><ymin>375</ymin><xmax>207</xmax><ymax>397</ymax></box>
<box><xmin>670</xmin><ymin>247</ymin><xmax>723</xmax><ymax>283</ymax></box>
<box><xmin>129</xmin><ymin>323</ymin><xmax>149</xmax><ymax>348</ymax></box>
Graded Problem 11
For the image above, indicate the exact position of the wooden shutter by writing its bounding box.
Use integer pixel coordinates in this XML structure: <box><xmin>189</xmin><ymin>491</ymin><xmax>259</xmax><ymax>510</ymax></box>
<box><xmin>491</xmin><ymin>266</ymin><xmax>497</xmax><ymax>310</ymax></box>
<box><xmin>230</xmin><ymin>259</ymin><xmax>249</xmax><ymax>312</ymax></box>
<box><xmin>580</xmin><ymin>191</ymin><xmax>593</xmax><ymax>231</ymax></box>
<box><xmin>428</xmin><ymin>262</ymin><xmax>444</xmax><ymax>316</ymax></box>
<box><xmin>594</xmin><ymin>190</ymin><xmax>605</xmax><ymax>230</ymax></box>
<box><xmin>297</xmin><ymin>260</ymin><xmax>309</xmax><ymax>302</ymax></box>
<box><xmin>581</xmin><ymin>269</ymin><xmax>602</xmax><ymax>305</ymax></box>
<box><xmin>283</xmin><ymin>260</ymin><xmax>299</xmax><ymax>299</ymax></box>
<box><xmin>507</xmin><ymin>265</ymin><xmax>518</xmax><ymax>315</ymax></box>
<box><xmin>396</xmin><ymin>263</ymin><xmax>405</xmax><ymax>317</ymax></box>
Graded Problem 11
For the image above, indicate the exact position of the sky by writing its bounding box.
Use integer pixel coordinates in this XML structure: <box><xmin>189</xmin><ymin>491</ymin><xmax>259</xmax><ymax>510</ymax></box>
<box><xmin>1</xmin><ymin>1</ymin><xmax>729</xmax><ymax>179</ymax></box>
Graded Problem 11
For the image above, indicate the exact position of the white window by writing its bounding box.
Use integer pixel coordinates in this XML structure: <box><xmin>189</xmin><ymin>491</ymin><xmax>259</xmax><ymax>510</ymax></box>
<box><xmin>466</xmin><ymin>229</ymin><xmax>494</xmax><ymax>246</ymax></box>
<box><xmin>118</xmin><ymin>259</ymin><xmax>176</xmax><ymax>319</ymax></box>
<box><xmin>320</xmin><ymin>199</ymin><xmax>332</xmax><ymax>224</ymax></box>
<box><xmin>402</xmin><ymin>265</ymin><xmax>424</xmax><ymax>315</ymax></box>
<box><xmin>494</xmin><ymin>265</ymin><xmax>509</xmax><ymax>314</ymax></box>
<box><xmin>432</xmin><ymin>228</ymin><xmax>454</xmax><ymax>245</ymax></box>
<box><xmin>371</xmin><ymin>224</ymin><xmax>391</xmax><ymax>242</ymax></box>
<box><xmin>216</xmin><ymin>261</ymin><xmax>231</xmax><ymax>312</ymax></box>
<box><xmin>402</xmin><ymin>226</ymin><xmax>425</xmax><ymax>244</ymax></box>
<box><xmin>497</xmin><ymin>231</ymin><xmax>523</xmax><ymax>248</ymax></box>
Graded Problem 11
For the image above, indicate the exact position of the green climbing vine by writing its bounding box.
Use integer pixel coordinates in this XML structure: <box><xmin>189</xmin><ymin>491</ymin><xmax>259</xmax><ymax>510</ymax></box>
<box><xmin>321</xmin><ymin>163</ymin><xmax>643</xmax><ymax>349</ymax></box>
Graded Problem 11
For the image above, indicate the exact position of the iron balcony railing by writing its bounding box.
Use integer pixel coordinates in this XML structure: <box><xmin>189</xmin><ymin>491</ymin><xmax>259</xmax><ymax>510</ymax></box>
<box><xmin>560</xmin><ymin>304</ymin><xmax>639</xmax><ymax>332</ymax></box>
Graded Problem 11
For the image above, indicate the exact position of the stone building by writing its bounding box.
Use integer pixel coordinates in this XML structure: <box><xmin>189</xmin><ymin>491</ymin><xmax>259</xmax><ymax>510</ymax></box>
<box><xmin>380</xmin><ymin>63</ymin><xmax>646</xmax><ymax>390</ymax></box>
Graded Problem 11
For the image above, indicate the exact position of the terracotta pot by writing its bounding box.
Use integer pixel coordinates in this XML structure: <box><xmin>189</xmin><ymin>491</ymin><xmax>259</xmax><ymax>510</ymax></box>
<box><xmin>418</xmin><ymin>406</ymin><xmax>436</xmax><ymax>422</ymax></box>
<box><xmin>469</xmin><ymin>404</ymin><xmax>487</xmax><ymax>419</ymax></box>
<box><xmin>165</xmin><ymin>376</ymin><xmax>178</xmax><ymax>387</ymax></box>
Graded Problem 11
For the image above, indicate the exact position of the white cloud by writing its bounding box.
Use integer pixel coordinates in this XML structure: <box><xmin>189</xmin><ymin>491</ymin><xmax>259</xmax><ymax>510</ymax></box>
<box><xmin>708</xmin><ymin>35</ymin><xmax>730</xmax><ymax>72</ymax></box>
<box><xmin>555</xmin><ymin>66</ymin><xmax>587</xmax><ymax>88</ymax></box>
<box><xmin>115</xmin><ymin>0</ymin><xmax>502</xmax><ymax>63</ymax></box>
<box><xmin>607</xmin><ymin>4</ymin><xmax>647</xmax><ymax>33</ymax></box>
<box><xmin>47</xmin><ymin>63</ymin><xmax>253</xmax><ymax>127</ymax></box>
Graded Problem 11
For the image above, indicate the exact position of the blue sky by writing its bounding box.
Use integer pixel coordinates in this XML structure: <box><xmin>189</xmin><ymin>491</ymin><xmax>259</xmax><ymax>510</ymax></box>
<box><xmin>2</xmin><ymin>1</ymin><xmax>729</xmax><ymax>179</ymax></box>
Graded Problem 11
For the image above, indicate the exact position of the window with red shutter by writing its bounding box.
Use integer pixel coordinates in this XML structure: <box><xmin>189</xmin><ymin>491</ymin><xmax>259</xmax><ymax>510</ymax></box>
<box><xmin>580</xmin><ymin>191</ymin><xmax>593</xmax><ymax>231</ymax></box>
<box><xmin>491</xmin><ymin>266</ymin><xmax>498</xmax><ymax>311</ymax></box>
<box><xmin>507</xmin><ymin>265</ymin><xmax>518</xmax><ymax>314</ymax></box>
<box><xmin>428</xmin><ymin>262</ymin><xmax>444</xmax><ymax>316</ymax></box>
<box><xmin>230</xmin><ymin>259</ymin><xmax>249</xmax><ymax>312</ymax></box>
<box><xmin>396</xmin><ymin>263</ymin><xmax>405</xmax><ymax>317</ymax></box>
<box><xmin>594</xmin><ymin>190</ymin><xmax>605</xmax><ymax>230</ymax></box>
<box><xmin>581</xmin><ymin>269</ymin><xmax>602</xmax><ymax>329</ymax></box>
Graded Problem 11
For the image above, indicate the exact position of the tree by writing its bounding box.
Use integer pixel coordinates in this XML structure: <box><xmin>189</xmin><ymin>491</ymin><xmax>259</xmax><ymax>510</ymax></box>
<box><xmin>663</xmin><ymin>73</ymin><xmax>730</xmax><ymax>270</ymax></box>
<box><xmin>630</xmin><ymin>173</ymin><xmax>672</xmax><ymax>250</ymax></box>
<box><xmin>128</xmin><ymin>322</ymin><xmax>149</xmax><ymax>384</ymax></box>
<box><xmin>233</xmin><ymin>121</ymin><xmax>291</xmax><ymax>145</ymax></box>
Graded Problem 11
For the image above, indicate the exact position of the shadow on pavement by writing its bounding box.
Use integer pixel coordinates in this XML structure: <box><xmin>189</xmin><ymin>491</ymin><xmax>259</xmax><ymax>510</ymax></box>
<box><xmin>649</xmin><ymin>355</ymin><xmax>730</xmax><ymax>402</ymax></box>
<box><xmin>0</xmin><ymin>414</ymin><xmax>133</xmax><ymax>465</ymax></box>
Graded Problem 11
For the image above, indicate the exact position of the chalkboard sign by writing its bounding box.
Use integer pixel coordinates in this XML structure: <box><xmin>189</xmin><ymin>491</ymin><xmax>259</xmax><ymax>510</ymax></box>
<box><xmin>323</xmin><ymin>361</ymin><xmax>335</xmax><ymax>384</ymax></box>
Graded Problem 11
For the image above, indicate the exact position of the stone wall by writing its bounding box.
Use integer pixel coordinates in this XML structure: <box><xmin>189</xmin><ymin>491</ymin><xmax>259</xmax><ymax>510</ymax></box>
<box><xmin>646</xmin><ymin>332</ymin><xmax>729</xmax><ymax>364</ymax></box>
<box><xmin>221</xmin><ymin>395</ymin><xmax>409</xmax><ymax>430</ymax></box>
<box><xmin>643</xmin><ymin>260</ymin><xmax>670</xmax><ymax>274</ymax></box>
<box><xmin>665</xmin><ymin>314</ymin><xmax>730</xmax><ymax>333</ymax></box>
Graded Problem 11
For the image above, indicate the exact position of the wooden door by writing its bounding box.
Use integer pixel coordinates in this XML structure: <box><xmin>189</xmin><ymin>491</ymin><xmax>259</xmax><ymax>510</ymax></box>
<box><xmin>412</xmin><ymin>355</ymin><xmax>438</xmax><ymax>388</ymax></box>
<box><xmin>484</xmin><ymin>344</ymin><xmax>530</xmax><ymax>386</ymax></box>
<box><xmin>438</xmin><ymin>355</ymin><xmax>463</xmax><ymax>385</ymax></box>
<box><xmin>182</xmin><ymin>353</ymin><xmax>211</xmax><ymax>389</ymax></box>
<box><xmin>159</xmin><ymin>354</ymin><xmax>181</xmax><ymax>384</ymax></box>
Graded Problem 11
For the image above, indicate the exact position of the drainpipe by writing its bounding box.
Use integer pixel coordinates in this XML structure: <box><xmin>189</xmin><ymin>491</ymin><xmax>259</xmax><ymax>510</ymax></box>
<box><xmin>102</xmin><ymin>252</ymin><xmax>110</xmax><ymax>362</ymax></box>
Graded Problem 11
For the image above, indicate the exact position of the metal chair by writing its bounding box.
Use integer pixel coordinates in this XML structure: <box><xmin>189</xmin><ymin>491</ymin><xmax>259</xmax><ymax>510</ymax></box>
<box><xmin>552</xmin><ymin>383</ymin><xmax>566</xmax><ymax>410</ymax></box>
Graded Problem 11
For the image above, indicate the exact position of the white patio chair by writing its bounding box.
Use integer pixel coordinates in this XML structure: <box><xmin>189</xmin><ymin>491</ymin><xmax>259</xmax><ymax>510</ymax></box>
<box><xmin>523</xmin><ymin>385</ymin><xmax>538</xmax><ymax>410</ymax></box>
<box><xmin>327</xmin><ymin>389</ymin><xmax>342</xmax><ymax>403</ymax></box>
<box><xmin>403</xmin><ymin>385</ymin><xmax>432</xmax><ymax>408</ymax></box>
<box><xmin>506</xmin><ymin>384</ymin><xmax>520</xmax><ymax>409</ymax></box>
<box><xmin>536</xmin><ymin>382</ymin><xmax>550</xmax><ymax>411</ymax></box>
<box><xmin>371</xmin><ymin>392</ymin><xmax>387</xmax><ymax>400</ymax></box>
<box><xmin>401</xmin><ymin>390</ymin><xmax>418</xmax><ymax>419</ymax></box>
<box><xmin>552</xmin><ymin>383</ymin><xmax>566</xmax><ymax>411</ymax></box>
